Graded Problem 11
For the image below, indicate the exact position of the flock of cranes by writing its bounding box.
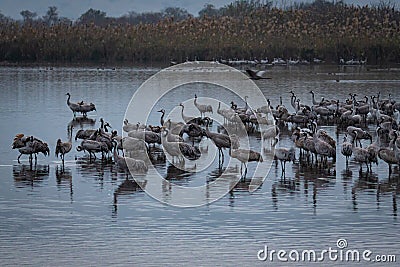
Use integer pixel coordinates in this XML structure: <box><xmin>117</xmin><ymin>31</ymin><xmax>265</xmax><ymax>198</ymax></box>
<box><xmin>11</xmin><ymin>92</ymin><xmax>264</xmax><ymax>178</ymax></box>
<box><xmin>11</xmin><ymin>87</ymin><xmax>400</xmax><ymax>181</ymax></box>
<box><xmin>272</xmin><ymin>90</ymin><xmax>400</xmax><ymax>177</ymax></box>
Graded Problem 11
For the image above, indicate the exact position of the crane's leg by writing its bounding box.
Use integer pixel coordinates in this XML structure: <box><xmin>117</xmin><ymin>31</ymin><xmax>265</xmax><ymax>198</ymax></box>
<box><xmin>17</xmin><ymin>153</ymin><xmax>22</xmax><ymax>164</ymax></box>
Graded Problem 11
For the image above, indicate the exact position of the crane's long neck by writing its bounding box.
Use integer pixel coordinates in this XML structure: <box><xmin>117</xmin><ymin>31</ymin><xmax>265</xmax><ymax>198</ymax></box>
<box><xmin>181</xmin><ymin>105</ymin><xmax>185</xmax><ymax>118</ymax></box>
<box><xmin>160</xmin><ymin>111</ymin><xmax>165</xmax><ymax>126</ymax></box>
<box><xmin>66</xmin><ymin>94</ymin><xmax>71</xmax><ymax>105</ymax></box>
<box><xmin>291</xmin><ymin>95</ymin><xmax>296</xmax><ymax>107</ymax></box>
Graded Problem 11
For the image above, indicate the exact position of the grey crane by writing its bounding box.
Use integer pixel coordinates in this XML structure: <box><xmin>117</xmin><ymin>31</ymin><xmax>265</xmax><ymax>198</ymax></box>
<box><xmin>352</xmin><ymin>130</ymin><xmax>377</xmax><ymax>172</ymax></box>
<box><xmin>158</xmin><ymin>109</ymin><xmax>166</xmax><ymax>126</ymax></box>
<box><xmin>341</xmin><ymin>134</ymin><xmax>353</xmax><ymax>166</ymax></box>
<box><xmin>65</xmin><ymin>93</ymin><xmax>96</xmax><ymax>117</ymax></box>
<box><xmin>123</xmin><ymin>119</ymin><xmax>139</xmax><ymax>132</ymax></box>
<box><xmin>180</xmin><ymin>123</ymin><xmax>203</xmax><ymax>144</ymax></box>
<box><xmin>230</xmin><ymin>148</ymin><xmax>263</xmax><ymax>178</ymax></box>
<box><xmin>76</xmin><ymin>139</ymin><xmax>108</xmax><ymax>160</ymax></box>
<box><xmin>316</xmin><ymin>129</ymin><xmax>336</xmax><ymax>149</ymax></box>
<box><xmin>310</xmin><ymin>90</ymin><xmax>323</xmax><ymax>106</ymax></box>
<box><xmin>161</xmin><ymin>130</ymin><xmax>201</xmax><ymax>163</ymax></box>
<box><xmin>203</xmin><ymin>128</ymin><xmax>239</xmax><ymax>164</ymax></box>
<box><xmin>347</xmin><ymin>126</ymin><xmax>372</xmax><ymax>147</ymax></box>
<box><xmin>15</xmin><ymin>136</ymin><xmax>50</xmax><ymax>164</ymax></box>
<box><xmin>194</xmin><ymin>94</ymin><xmax>213</xmax><ymax>117</ymax></box>
<box><xmin>378</xmin><ymin>148</ymin><xmax>398</xmax><ymax>176</ymax></box>
<box><xmin>116</xmin><ymin>136</ymin><xmax>147</xmax><ymax>156</ymax></box>
<box><xmin>217</xmin><ymin>102</ymin><xmax>235</xmax><ymax>124</ymax></box>
<box><xmin>245</xmin><ymin>69</ymin><xmax>271</xmax><ymax>80</ymax></box>
<box><xmin>262</xmin><ymin>125</ymin><xmax>280</xmax><ymax>147</ymax></box>
<box><xmin>113</xmin><ymin>144</ymin><xmax>148</xmax><ymax>176</ymax></box>
<box><xmin>128</xmin><ymin>129</ymin><xmax>161</xmax><ymax>147</ymax></box>
<box><xmin>179</xmin><ymin>103</ymin><xmax>196</xmax><ymax>124</ymax></box>
<box><xmin>274</xmin><ymin>147</ymin><xmax>296</xmax><ymax>175</ymax></box>
<box><xmin>55</xmin><ymin>138</ymin><xmax>72</xmax><ymax>164</ymax></box>
<box><xmin>313</xmin><ymin>132</ymin><xmax>335</xmax><ymax>166</ymax></box>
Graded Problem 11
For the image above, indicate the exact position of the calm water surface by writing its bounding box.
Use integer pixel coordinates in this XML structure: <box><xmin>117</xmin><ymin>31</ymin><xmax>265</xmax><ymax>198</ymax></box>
<box><xmin>0</xmin><ymin>65</ymin><xmax>399</xmax><ymax>266</ymax></box>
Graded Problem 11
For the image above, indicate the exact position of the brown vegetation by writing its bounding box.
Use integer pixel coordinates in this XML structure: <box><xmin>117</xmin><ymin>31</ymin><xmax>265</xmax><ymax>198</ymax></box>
<box><xmin>0</xmin><ymin>1</ymin><xmax>399</xmax><ymax>64</ymax></box>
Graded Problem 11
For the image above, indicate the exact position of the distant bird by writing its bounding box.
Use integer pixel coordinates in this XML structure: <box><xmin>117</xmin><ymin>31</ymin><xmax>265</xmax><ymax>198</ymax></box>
<box><xmin>274</xmin><ymin>147</ymin><xmax>296</xmax><ymax>175</ymax></box>
<box><xmin>230</xmin><ymin>148</ymin><xmax>263</xmax><ymax>177</ymax></box>
<box><xmin>245</xmin><ymin>69</ymin><xmax>271</xmax><ymax>80</ymax></box>
<box><xmin>55</xmin><ymin>138</ymin><xmax>72</xmax><ymax>164</ymax></box>
<box><xmin>65</xmin><ymin>93</ymin><xmax>81</xmax><ymax>116</ymax></box>
<box><xmin>194</xmin><ymin>94</ymin><xmax>213</xmax><ymax>117</ymax></box>
<box><xmin>65</xmin><ymin>93</ymin><xmax>96</xmax><ymax>117</ymax></box>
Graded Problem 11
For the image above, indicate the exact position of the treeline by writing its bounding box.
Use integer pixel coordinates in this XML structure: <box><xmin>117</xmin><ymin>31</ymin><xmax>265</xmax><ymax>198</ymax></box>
<box><xmin>0</xmin><ymin>0</ymin><xmax>399</xmax><ymax>65</ymax></box>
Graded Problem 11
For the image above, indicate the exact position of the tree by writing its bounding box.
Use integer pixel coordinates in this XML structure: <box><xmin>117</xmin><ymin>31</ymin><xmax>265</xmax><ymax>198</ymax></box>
<box><xmin>77</xmin><ymin>8</ymin><xmax>107</xmax><ymax>25</ymax></box>
<box><xmin>0</xmin><ymin>11</ymin><xmax>12</xmax><ymax>23</ymax></box>
<box><xmin>43</xmin><ymin>6</ymin><xmax>58</xmax><ymax>26</ymax></box>
<box><xmin>20</xmin><ymin>10</ymin><xmax>37</xmax><ymax>23</ymax></box>
<box><xmin>198</xmin><ymin>4</ymin><xmax>219</xmax><ymax>17</ymax></box>
<box><xmin>162</xmin><ymin>7</ymin><xmax>191</xmax><ymax>21</ymax></box>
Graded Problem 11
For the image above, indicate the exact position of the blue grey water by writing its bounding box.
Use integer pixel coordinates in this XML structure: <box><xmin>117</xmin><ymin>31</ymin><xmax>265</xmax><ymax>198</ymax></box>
<box><xmin>0</xmin><ymin>65</ymin><xmax>399</xmax><ymax>266</ymax></box>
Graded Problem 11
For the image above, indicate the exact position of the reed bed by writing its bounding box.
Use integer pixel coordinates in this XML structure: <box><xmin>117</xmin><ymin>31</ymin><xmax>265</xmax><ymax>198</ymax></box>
<box><xmin>0</xmin><ymin>1</ymin><xmax>399</xmax><ymax>64</ymax></box>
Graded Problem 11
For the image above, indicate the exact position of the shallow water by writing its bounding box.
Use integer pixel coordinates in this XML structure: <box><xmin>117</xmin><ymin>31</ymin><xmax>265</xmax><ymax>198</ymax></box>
<box><xmin>0</xmin><ymin>64</ymin><xmax>399</xmax><ymax>266</ymax></box>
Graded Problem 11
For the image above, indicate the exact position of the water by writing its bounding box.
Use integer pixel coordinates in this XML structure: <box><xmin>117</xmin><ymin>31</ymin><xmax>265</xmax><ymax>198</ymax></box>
<box><xmin>0</xmin><ymin>65</ymin><xmax>399</xmax><ymax>266</ymax></box>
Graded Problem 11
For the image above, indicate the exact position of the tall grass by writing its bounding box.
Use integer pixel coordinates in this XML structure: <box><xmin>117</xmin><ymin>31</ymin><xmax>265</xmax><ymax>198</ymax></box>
<box><xmin>0</xmin><ymin>1</ymin><xmax>399</xmax><ymax>65</ymax></box>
